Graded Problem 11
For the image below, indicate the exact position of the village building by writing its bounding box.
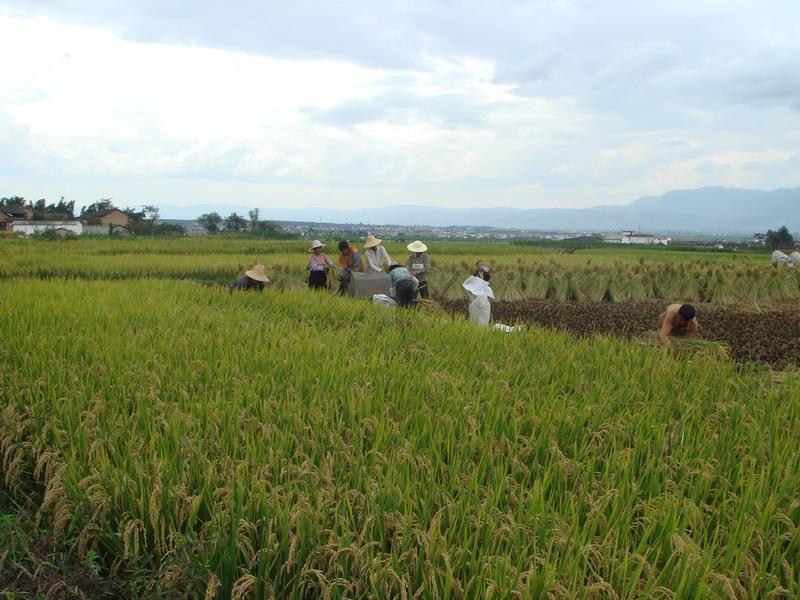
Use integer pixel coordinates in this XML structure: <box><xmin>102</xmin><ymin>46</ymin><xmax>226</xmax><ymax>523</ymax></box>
<box><xmin>603</xmin><ymin>230</ymin><xmax>670</xmax><ymax>246</ymax></box>
<box><xmin>93</xmin><ymin>208</ymin><xmax>131</xmax><ymax>226</ymax></box>
<box><xmin>0</xmin><ymin>206</ymin><xmax>33</xmax><ymax>231</ymax></box>
<box><xmin>83</xmin><ymin>224</ymin><xmax>133</xmax><ymax>236</ymax></box>
<box><xmin>12</xmin><ymin>220</ymin><xmax>83</xmax><ymax>236</ymax></box>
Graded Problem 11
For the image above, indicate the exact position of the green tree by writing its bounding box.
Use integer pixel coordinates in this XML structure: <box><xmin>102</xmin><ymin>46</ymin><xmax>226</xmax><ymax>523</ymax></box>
<box><xmin>254</xmin><ymin>219</ymin><xmax>281</xmax><ymax>234</ymax></box>
<box><xmin>80</xmin><ymin>198</ymin><xmax>114</xmax><ymax>217</ymax></box>
<box><xmin>765</xmin><ymin>226</ymin><xmax>794</xmax><ymax>250</ymax></box>
<box><xmin>154</xmin><ymin>223</ymin><xmax>185</xmax><ymax>236</ymax></box>
<box><xmin>0</xmin><ymin>196</ymin><xmax>26</xmax><ymax>207</ymax></box>
<box><xmin>143</xmin><ymin>205</ymin><xmax>160</xmax><ymax>236</ymax></box>
<box><xmin>198</xmin><ymin>212</ymin><xmax>223</xmax><ymax>233</ymax></box>
<box><xmin>122</xmin><ymin>207</ymin><xmax>146</xmax><ymax>223</ymax></box>
<box><xmin>224</xmin><ymin>212</ymin><xmax>248</xmax><ymax>232</ymax></box>
<box><xmin>248</xmin><ymin>208</ymin><xmax>260</xmax><ymax>230</ymax></box>
<box><xmin>31</xmin><ymin>199</ymin><xmax>47</xmax><ymax>220</ymax></box>
<box><xmin>27</xmin><ymin>197</ymin><xmax>76</xmax><ymax>220</ymax></box>
<box><xmin>80</xmin><ymin>198</ymin><xmax>115</xmax><ymax>224</ymax></box>
<box><xmin>51</xmin><ymin>197</ymin><xmax>76</xmax><ymax>219</ymax></box>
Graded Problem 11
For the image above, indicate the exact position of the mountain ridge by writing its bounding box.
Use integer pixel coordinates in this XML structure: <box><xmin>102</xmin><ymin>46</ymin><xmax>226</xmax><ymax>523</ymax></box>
<box><xmin>158</xmin><ymin>186</ymin><xmax>800</xmax><ymax>234</ymax></box>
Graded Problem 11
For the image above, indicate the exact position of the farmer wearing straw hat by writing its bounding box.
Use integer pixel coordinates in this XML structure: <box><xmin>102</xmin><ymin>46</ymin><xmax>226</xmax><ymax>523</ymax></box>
<box><xmin>229</xmin><ymin>264</ymin><xmax>269</xmax><ymax>294</ymax></box>
<box><xmin>406</xmin><ymin>240</ymin><xmax>431</xmax><ymax>299</ymax></box>
<box><xmin>308</xmin><ymin>240</ymin><xmax>334</xmax><ymax>290</ymax></box>
<box><xmin>363</xmin><ymin>234</ymin><xmax>392</xmax><ymax>273</ymax></box>
<box><xmin>387</xmin><ymin>263</ymin><xmax>419</xmax><ymax>308</ymax></box>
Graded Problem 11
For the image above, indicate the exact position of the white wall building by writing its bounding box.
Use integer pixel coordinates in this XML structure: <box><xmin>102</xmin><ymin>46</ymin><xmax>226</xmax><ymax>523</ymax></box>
<box><xmin>83</xmin><ymin>224</ymin><xmax>133</xmax><ymax>236</ymax></box>
<box><xmin>12</xmin><ymin>221</ymin><xmax>83</xmax><ymax>236</ymax></box>
<box><xmin>603</xmin><ymin>230</ymin><xmax>670</xmax><ymax>245</ymax></box>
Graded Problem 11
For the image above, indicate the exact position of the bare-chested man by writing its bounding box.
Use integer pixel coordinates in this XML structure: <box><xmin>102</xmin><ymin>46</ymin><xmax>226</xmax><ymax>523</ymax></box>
<box><xmin>658</xmin><ymin>303</ymin><xmax>699</xmax><ymax>347</ymax></box>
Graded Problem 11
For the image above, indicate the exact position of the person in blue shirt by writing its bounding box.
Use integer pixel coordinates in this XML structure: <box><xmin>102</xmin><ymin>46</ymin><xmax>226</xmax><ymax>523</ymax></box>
<box><xmin>387</xmin><ymin>263</ymin><xmax>418</xmax><ymax>307</ymax></box>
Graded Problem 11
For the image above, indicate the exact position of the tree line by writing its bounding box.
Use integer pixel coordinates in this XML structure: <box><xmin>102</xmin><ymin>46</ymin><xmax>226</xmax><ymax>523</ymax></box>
<box><xmin>1</xmin><ymin>196</ymin><xmax>183</xmax><ymax>236</ymax></box>
<box><xmin>197</xmin><ymin>208</ymin><xmax>290</xmax><ymax>237</ymax></box>
<box><xmin>2</xmin><ymin>196</ymin><xmax>290</xmax><ymax>238</ymax></box>
<box><xmin>764</xmin><ymin>226</ymin><xmax>796</xmax><ymax>251</ymax></box>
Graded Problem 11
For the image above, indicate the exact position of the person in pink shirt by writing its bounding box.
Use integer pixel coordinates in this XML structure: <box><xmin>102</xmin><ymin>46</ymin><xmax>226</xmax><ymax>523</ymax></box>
<box><xmin>307</xmin><ymin>240</ymin><xmax>334</xmax><ymax>290</ymax></box>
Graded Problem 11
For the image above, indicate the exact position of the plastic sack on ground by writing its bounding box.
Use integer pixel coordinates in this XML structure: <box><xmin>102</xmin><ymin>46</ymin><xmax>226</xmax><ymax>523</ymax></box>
<box><xmin>772</xmin><ymin>250</ymin><xmax>790</xmax><ymax>264</ymax></box>
<box><xmin>789</xmin><ymin>251</ymin><xmax>800</xmax><ymax>268</ymax></box>
<box><xmin>371</xmin><ymin>294</ymin><xmax>397</xmax><ymax>308</ymax></box>
<box><xmin>463</xmin><ymin>275</ymin><xmax>494</xmax><ymax>326</ymax></box>
<box><xmin>493</xmin><ymin>323</ymin><xmax>523</xmax><ymax>333</ymax></box>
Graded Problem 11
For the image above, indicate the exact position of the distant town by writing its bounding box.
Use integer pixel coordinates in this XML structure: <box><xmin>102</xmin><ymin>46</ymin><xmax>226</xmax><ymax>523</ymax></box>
<box><xmin>208</xmin><ymin>220</ymin><xmax>763</xmax><ymax>248</ymax></box>
<box><xmin>2</xmin><ymin>196</ymin><xmax>795</xmax><ymax>250</ymax></box>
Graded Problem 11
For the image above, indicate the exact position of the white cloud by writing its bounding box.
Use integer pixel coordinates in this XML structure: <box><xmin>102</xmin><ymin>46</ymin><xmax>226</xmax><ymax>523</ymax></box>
<box><xmin>0</xmin><ymin>1</ymin><xmax>799</xmax><ymax>211</ymax></box>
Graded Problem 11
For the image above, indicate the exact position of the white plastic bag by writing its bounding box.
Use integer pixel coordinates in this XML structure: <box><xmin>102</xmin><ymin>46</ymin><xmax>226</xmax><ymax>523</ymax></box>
<box><xmin>468</xmin><ymin>295</ymin><xmax>491</xmax><ymax>325</ymax></box>
<box><xmin>462</xmin><ymin>275</ymin><xmax>495</xmax><ymax>299</ymax></box>
<box><xmin>463</xmin><ymin>275</ymin><xmax>494</xmax><ymax>326</ymax></box>
<box><xmin>371</xmin><ymin>294</ymin><xmax>397</xmax><ymax>308</ymax></box>
<box><xmin>772</xmin><ymin>250</ymin><xmax>790</xmax><ymax>264</ymax></box>
<box><xmin>493</xmin><ymin>323</ymin><xmax>523</xmax><ymax>333</ymax></box>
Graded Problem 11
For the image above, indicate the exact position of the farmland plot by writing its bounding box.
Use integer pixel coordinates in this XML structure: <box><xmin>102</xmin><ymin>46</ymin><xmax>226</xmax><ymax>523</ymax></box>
<box><xmin>4</xmin><ymin>239</ymin><xmax>793</xmax><ymax>306</ymax></box>
<box><xmin>2</xmin><ymin>278</ymin><xmax>800</xmax><ymax>598</ymax></box>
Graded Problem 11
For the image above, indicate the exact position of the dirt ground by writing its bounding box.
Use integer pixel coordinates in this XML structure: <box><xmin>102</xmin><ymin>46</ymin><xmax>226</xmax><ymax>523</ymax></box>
<box><xmin>0</xmin><ymin>491</ymin><xmax>124</xmax><ymax>599</ymax></box>
<box><xmin>436</xmin><ymin>298</ymin><xmax>800</xmax><ymax>369</ymax></box>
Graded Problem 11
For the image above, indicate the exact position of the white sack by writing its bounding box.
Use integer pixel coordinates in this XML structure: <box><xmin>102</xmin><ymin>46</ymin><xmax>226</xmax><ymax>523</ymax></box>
<box><xmin>462</xmin><ymin>275</ymin><xmax>493</xmax><ymax>326</ymax></box>
<box><xmin>772</xmin><ymin>250</ymin><xmax>790</xmax><ymax>264</ymax></box>
<box><xmin>372</xmin><ymin>294</ymin><xmax>397</xmax><ymax>308</ymax></box>
<box><xmin>468</xmin><ymin>294</ymin><xmax>491</xmax><ymax>326</ymax></box>
<box><xmin>462</xmin><ymin>275</ymin><xmax>495</xmax><ymax>299</ymax></box>
<box><xmin>493</xmin><ymin>323</ymin><xmax>523</xmax><ymax>333</ymax></box>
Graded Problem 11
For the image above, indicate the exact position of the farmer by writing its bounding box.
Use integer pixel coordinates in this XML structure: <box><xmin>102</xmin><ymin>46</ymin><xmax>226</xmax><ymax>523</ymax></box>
<box><xmin>364</xmin><ymin>234</ymin><xmax>392</xmax><ymax>272</ymax></box>
<box><xmin>406</xmin><ymin>240</ymin><xmax>431</xmax><ymax>299</ymax></box>
<box><xmin>337</xmin><ymin>240</ymin><xmax>364</xmax><ymax>295</ymax></box>
<box><xmin>229</xmin><ymin>264</ymin><xmax>269</xmax><ymax>294</ymax></box>
<box><xmin>473</xmin><ymin>260</ymin><xmax>491</xmax><ymax>282</ymax></box>
<box><xmin>658</xmin><ymin>303</ymin><xmax>699</xmax><ymax>347</ymax></box>
<box><xmin>387</xmin><ymin>263</ymin><xmax>418</xmax><ymax>308</ymax></box>
<box><xmin>307</xmin><ymin>240</ymin><xmax>334</xmax><ymax>290</ymax></box>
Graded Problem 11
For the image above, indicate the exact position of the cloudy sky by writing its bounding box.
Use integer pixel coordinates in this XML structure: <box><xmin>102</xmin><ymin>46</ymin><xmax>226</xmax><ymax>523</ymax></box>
<box><xmin>1</xmin><ymin>0</ymin><xmax>798</xmax><ymax>212</ymax></box>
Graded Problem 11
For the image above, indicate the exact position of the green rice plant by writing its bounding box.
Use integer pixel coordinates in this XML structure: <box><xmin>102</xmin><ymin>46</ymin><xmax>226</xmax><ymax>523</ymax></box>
<box><xmin>0</xmin><ymin>238</ymin><xmax>791</xmax><ymax>307</ymax></box>
<box><xmin>546</xmin><ymin>273</ymin><xmax>569</xmax><ymax>301</ymax></box>
<box><xmin>523</xmin><ymin>271</ymin><xmax>551</xmax><ymax>299</ymax></box>
<box><xmin>0</xmin><ymin>277</ymin><xmax>799</xmax><ymax>598</ymax></box>
<box><xmin>702</xmin><ymin>269</ymin><xmax>735</xmax><ymax>304</ymax></box>
<box><xmin>763</xmin><ymin>266</ymin><xmax>799</xmax><ymax>301</ymax></box>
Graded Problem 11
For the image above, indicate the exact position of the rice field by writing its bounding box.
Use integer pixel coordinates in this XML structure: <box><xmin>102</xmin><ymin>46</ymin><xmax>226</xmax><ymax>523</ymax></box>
<box><xmin>1</xmin><ymin>237</ymin><xmax>794</xmax><ymax>306</ymax></box>
<box><xmin>1</xmin><ymin>239</ymin><xmax>800</xmax><ymax>598</ymax></box>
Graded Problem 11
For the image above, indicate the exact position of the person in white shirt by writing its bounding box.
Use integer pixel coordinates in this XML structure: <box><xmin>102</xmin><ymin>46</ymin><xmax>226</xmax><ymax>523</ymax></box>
<box><xmin>363</xmin><ymin>234</ymin><xmax>392</xmax><ymax>272</ymax></box>
<box><xmin>406</xmin><ymin>240</ymin><xmax>430</xmax><ymax>299</ymax></box>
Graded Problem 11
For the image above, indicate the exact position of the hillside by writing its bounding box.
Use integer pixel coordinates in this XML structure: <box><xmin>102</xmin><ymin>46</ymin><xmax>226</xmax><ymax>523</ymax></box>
<box><xmin>158</xmin><ymin>186</ymin><xmax>800</xmax><ymax>233</ymax></box>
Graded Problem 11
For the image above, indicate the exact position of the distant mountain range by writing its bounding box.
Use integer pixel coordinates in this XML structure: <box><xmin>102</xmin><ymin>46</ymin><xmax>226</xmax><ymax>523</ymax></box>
<box><xmin>158</xmin><ymin>186</ymin><xmax>800</xmax><ymax>234</ymax></box>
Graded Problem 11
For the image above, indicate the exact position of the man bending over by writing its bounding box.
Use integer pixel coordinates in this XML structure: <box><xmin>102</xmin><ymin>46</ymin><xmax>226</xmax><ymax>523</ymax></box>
<box><xmin>658</xmin><ymin>303</ymin><xmax>699</xmax><ymax>347</ymax></box>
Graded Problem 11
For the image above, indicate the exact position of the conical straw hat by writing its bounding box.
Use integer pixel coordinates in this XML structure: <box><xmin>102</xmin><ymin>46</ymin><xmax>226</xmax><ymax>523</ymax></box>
<box><xmin>407</xmin><ymin>240</ymin><xmax>427</xmax><ymax>253</ymax></box>
<box><xmin>245</xmin><ymin>264</ymin><xmax>269</xmax><ymax>283</ymax></box>
<box><xmin>364</xmin><ymin>234</ymin><xmax>382</xmax><ymax>248</ymax></box>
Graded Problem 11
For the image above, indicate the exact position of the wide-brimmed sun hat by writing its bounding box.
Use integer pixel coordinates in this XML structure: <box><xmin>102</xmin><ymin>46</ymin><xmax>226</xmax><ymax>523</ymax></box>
<box><xmin>364</xmin><ymin>234</ymin><xmax>382</xmax><ymax>248</ymax></box>
<box><xmin>308</xmin><ymin>240</ymin><xmax>325</xmax><ymax>252</ymax></box>
<box><xmin>245</xmin><ymin>264</ymin><xmax>270</xmax><ymax>283</ymax></box>
<box><xmin>407</xmin><ymin>240</ymin><xmax>427</xmax><ymax>253</ymax></box>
